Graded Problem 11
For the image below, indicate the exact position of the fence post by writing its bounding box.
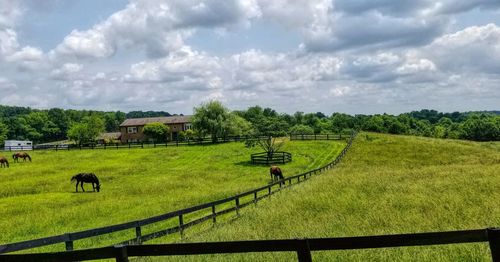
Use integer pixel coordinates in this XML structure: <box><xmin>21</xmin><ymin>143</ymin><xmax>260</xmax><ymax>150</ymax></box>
<box><xmin>254</xmin><ymin>192</ymin><xmax>258</xmax><ymax>204</ymax></box>
<box><xmin>179</xmin><ymin>214</ymin><xmax>184</xmax><ymax>238</ymax></box>
<box><xmin>64</xmin><ymin>233</ymin><xmax>73</xmax><ymax>251</ymax></box>
<box><xmin>327</xmin><ymin>134</ymin><xmax>329</xmax><ymax>140</ymax></box>
<box><xmin>488</xmin><ymin>228</ymin><xmax>500</xmax><ymax>262</ymax></box>
<box><xmin>114</xmin><ymin>245</ymin><xmax>129</xmax><ymax>262</ymax></box>
<box><xmin>135</xmin><ymin>226</ymin><xmax>142</xmax><ymax>244</ymax></box>
<box><xmin>128</xmin><ymin>143</ymin><xmax>131</xmax><ymax>149</ymax></box>
<box><xmin>212</xmin><ymin>205</ymin><xmax>217</xmax><ymax>224</ymax></box>
<box><xmin>141</xmin><ymin>142</ymin><xmax>144</xmax><ymax>148</ymax></box>
<box><xmin>296</xmin><ymin>239</ymin><xmax>312</xmax><ymax>262</ymax></box>
<box><xmin>268</xmin><ymin>185</ymin><xmax>272</xmax><ymax>196</ymax></box>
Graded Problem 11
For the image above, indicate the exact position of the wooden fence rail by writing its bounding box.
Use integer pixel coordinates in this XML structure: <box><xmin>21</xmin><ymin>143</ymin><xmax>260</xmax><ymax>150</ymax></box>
<box><xmin>1</xmin><ymin>227</ymin><xmax>498</xmax><ymax>262</ymax></box>
<box><xmin>0</xmin><ymin>136</ymin><xmax>270</xmax><ymax>152</ymax></box>
<box><xmin>0</xmin><ymin>132</ymin><xmax>356</xmax><ymax>255</ymax></box>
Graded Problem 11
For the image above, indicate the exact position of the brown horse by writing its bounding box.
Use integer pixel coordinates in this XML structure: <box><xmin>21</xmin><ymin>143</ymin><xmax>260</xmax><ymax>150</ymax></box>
<box><xmin>71</xmin><ymin>173</ymin><xmax>101</xmax><ymax>192</ymax></box>
<box><xmin>0</xmin><ymin>156</ymin><xmax>9</xmax><ymax>168</ymax></box>
<box><xmin>270</xmin><ymin>166</ymin><xmax>284</xmax><ymax>185</ymax></box>
<box><xmin>12</xmin><ymin>152</ymin><xmax>31</xmax><ymax>163</ymax></box>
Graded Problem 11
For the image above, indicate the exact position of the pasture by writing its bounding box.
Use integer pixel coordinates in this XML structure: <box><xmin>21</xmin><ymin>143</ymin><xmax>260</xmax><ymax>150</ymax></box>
<box><xmin>0</xmin><ymin>140</ymin><xmax>345</xmax><ymax>251</ymax></box>
<box><xmin>150</xmin><ymin>133</ymin><xmax>500</xmax><ymax>261</ymax></box>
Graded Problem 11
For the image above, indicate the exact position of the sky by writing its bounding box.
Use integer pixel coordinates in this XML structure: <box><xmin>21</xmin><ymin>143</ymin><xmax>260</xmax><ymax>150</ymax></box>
<box><xmin>0</xmin><ymin>0</ymin><xmax>499</xmax><ymax>115</ymax></box>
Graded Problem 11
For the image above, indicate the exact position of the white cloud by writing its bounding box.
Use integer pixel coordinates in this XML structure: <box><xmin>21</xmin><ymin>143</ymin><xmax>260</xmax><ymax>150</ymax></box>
<box><xmin>425</xmin><ymin>23</ymin><xmax>500</xmax><ymax>74</ymax></box>
<box><xmin>0</xmin><ymin>0</ymin><xmax>23</xmax><ymax>28</ymax></box>
<box><xmin>0</xmin><ymin>29</ymin><xmax>19</xmax><ymax>58</ymax></box>
<box><xmin>50</xmin><ymin>63</ymin><xmax>84</xmax><ymax>80</ymax></box>
<box><xmin>51</xmin><ymin>0</ymin><xmax>262</xmax><ymax>60</ymax></box>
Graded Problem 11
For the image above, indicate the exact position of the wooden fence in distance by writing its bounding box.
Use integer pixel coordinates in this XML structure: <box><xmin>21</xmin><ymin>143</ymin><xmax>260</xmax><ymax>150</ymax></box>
<box><xmin>1</xmin><ymin>227</ymin><xmax>499</xmax><ymax>262</ymax></box>
<box><xmin>251</xmin><ymin>151</ymin><xmax>292</xmax><ymax>165</ymax></box>
<box><xmin>1</xmin><ymin>136</ymin><xmax>266</xmax><ymax>152</ymax></box>
<box><xmin>0</xmin><ymin>133</ymin><xmax>356</xmax><ymax>255</ymax></box>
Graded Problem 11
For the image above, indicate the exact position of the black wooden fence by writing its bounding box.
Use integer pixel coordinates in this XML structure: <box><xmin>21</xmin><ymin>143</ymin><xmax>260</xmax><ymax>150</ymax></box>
<box><xmin>1</xmin><ymin>136</ymin><xmax>267</xmax><ymax>152</ymax></box>
<box><xmin>0</xmin><ymin>132</ymin><xmax>356</xmax><ymax>255</ymax></box>
<box><xmin>1</xmin><ymin>227</ymin><xmax>498</xmax><ymax>261</ymax></box>
<box><xmin>290</xmin><ymin>134</ymin><xmax>347</xmax><ymax>141</ymax></box>
<box><xmin>251</xmin><ymin>151</ymin><xmax>292</xmax><ymax>165</ymax></box>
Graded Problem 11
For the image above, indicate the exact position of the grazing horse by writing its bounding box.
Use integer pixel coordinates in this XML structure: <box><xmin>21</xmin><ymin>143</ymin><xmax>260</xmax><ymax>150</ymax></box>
<box><xmin>270</xmin><ymin>166</ymin><xmax>284</xmax><ymax>185</ymax></box>
<box><xmin>12</xmin><ymin>152</ymin><xmax>31</xmax><ymax>163</ymax></box>
<box><xmin>71</xmin><ymin>173</ymin><xmax>101</xmax><ymax>192</ymax></box>
<box><xmin>0</xmin><ymin>156</ymin><xmax>9</xmax><ymax>168</ymax></box>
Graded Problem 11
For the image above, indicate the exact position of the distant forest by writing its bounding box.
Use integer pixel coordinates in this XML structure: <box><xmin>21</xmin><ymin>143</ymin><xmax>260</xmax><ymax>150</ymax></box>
<box><xmin>0</xmin><ymin>104</ymin><xmax>498</xmax><ymax>145</ymax></box>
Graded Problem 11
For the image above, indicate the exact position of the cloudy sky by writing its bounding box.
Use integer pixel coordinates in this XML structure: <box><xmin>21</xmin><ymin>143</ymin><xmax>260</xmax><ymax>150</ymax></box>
<box><xmin>1</xmin><ymin>0</ymin><xmax>499</xmax><ymax>115</ymax></box>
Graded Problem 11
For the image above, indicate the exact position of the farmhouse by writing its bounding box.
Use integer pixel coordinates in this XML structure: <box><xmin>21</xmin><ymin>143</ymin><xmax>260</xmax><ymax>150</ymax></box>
<box><xmin>119</xmin><ymin>115</ymin><xmax>192</xmax><ymax>143</ymax></box>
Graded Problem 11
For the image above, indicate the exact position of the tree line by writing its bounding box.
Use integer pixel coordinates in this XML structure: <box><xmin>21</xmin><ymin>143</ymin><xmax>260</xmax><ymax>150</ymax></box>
<box><xmin>0</xmin><ymin>103</ymin><xmax>498</xmax><ymax>146</ymax></box>
<box><xmin>193</xmin><ymin>103</ymin><xmax>499</xmax><ymax>142</ymax></box>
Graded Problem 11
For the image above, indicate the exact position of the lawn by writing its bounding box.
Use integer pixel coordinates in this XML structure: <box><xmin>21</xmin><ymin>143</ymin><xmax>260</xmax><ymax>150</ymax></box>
<box><xmin>0</xmin><ymin>139</ymin><xmax>345</xmax><ymax>251</ymax></box>
<box><xmin>151</xmin><ymin>133</ymin><xmax>500</xmax><ymax>261</ymax></box>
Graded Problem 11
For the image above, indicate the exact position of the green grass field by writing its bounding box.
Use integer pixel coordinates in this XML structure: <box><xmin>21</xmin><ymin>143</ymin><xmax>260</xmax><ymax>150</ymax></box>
<box><xmin>147</xmin><ymin>133</ymin><xmax>500</xmax><ymax>262</ymax></box>
<box><xmin>0</xmin><ymin>140</ymin><xmax>345</xmax><ymax>251</ymax></box>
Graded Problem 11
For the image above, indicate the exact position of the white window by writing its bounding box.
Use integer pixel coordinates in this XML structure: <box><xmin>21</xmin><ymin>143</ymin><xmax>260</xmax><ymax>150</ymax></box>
<box><xmin>127</xmin><ymin>127</ymin><xmax>137</xmax><ymax>133</ymax></box>
<box><xmin>184</xmin><ymin>123</ymin><xmax>192</xmax><ymax>131</ymax></box>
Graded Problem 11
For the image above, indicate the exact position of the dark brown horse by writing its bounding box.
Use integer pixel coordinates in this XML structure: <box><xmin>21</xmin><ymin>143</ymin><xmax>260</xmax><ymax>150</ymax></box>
<box><xmin>0</xmin><ymin>156</ymin><xmax>9</xmax><ymax>168</ymax></box>
<box><xmin>270</xmin><ymin>166</ymin><xmax>284</xmax><ymax>185</ymax></box>
<box><xmin>71</xmin><ymin>173</ymin><xmax>101</xmax><ymax>192</ymax></box>
<box><xmin>12</xmin><ymin>152</ymin><xmax>31</xmax><ymax>163</ymax></box>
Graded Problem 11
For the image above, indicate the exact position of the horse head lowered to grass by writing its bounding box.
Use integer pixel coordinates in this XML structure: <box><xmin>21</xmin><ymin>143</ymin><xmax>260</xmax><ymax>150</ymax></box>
<box><xmin>270</xmin><ymin>166</ymin><xmax>284</xmax><ymax>185</ymax></box>
<box><xmin>71</xmin><ymin>173</ymin><xmax>101</xmax><ymax>192</ymax></box>
<box><xmin>12</xmin><ymin>152</ymin><xmax>31</xmax><ymax>163</ymax></box>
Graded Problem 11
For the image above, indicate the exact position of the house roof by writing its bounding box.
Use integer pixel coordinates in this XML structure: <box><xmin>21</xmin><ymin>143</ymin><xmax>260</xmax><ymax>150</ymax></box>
<box><xmin>119</xmin><ymin>115</ymin><xmax>192</xmax><ymax>127</ymax></box>
<box><xmin>98</xmin><ymin>132</ymin><xmax>122</xmax><ymax>140</ymax></box>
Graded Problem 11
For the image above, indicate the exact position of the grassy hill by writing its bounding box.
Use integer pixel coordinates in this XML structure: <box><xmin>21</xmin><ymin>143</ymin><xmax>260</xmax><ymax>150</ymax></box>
<box><xmin>0</xmin><ymin>140</ymin><xmax>344</xmax><ymax>250</ymax></box>
<box><xmin>157</xmin><ymin>133</ymin><xmax>500</xmax><ymax>261</ymax></box>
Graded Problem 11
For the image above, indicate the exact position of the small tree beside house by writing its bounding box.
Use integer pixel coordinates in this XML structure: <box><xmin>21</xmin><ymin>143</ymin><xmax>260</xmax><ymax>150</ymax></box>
<box><xmin>143</xmin><ymin>122</ymin><xmax>169</xmax><ymax>142</ymax></box>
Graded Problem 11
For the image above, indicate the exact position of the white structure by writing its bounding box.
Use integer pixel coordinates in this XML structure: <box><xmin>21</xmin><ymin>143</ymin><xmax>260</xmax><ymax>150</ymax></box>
<box><xmin>4</xmin><ymin>140</ymin><xmax>33</xmax><ymax>151</ymax></box>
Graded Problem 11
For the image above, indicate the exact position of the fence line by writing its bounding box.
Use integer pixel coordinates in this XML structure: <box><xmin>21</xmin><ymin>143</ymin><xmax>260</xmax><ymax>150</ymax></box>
<box><xmin>0</xmin><ymin>132</ymin><xmax>356</xmax><ymax>255</ymax></box>
<box><xmin>1</xmin><ymin>136</ymin><xmax>265</xmax><ymax>152</ymax></box>
<box><xmin>1</xmin><ymin>227</ymin><xmax>498</xmax><ymax>262</ymax></box>
<box><xmin>2</xmin><ymin>133</ymin><xmax>348</xmax><ymax>152</ymax></box>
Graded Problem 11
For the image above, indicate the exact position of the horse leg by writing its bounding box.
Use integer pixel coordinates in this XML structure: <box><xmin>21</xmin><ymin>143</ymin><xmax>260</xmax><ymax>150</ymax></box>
<box><xmin>75</xmin><ymin>181</ymin><xmax>79</xmax><ymax>192</ymax></box>
<box><xmin>81</xmin><ymin>182</ymin><xmax>85</xmax><ymax>192</ymax></box>
<box><xmin>92</xmin><ymin>183</ymin><xmax>95</xmax><ymax>192</ymax></box>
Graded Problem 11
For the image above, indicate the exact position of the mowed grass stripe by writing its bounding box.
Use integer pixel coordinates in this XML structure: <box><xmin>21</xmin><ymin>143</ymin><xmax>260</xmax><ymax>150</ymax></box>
<box><xmin>154</xmin><ymin>133</ymin><xmax>500</xmax><ymax>262</ymax></box>
<box><xmin>0</xmin><ymin>140</ymin><xmax>344</xmax><ymax>251</ymax></box>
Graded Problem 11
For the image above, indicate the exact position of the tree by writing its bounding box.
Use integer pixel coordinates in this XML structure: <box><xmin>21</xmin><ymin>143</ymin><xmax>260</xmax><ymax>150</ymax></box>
<box><xmin>67</xmin><ymin>115</ymin><xmax>105</xmax><ymax>144</ymax></box>
<box><xmin>192</xmin><ymin>100</ymin><xmax>231</xmax><ymax>142</ymax></box>
<box><xmin>224</xmin><ymin>114</ymin><xmax>254</xmax><ymax>137</ymax></box>
<box><xmin>289</xmin><ymin>124</ymin><xmax>314</xmax><ymax>134</ymax></box>
<box><xmin>0</xmin><ymin>121</ymin><xmax>8</xmax><ymax>145</ymax></box>
<box><xmin>143</xmin><ymin>122</ymin><xmax>169</xmax><ymax>142</ymax></box>
<box><xmin>246</xmin><ymin>136</ymin><xmax>285</xmax><ymax>157</ymax></box>
<box><xmin>460</xmin><ymin>114</ymin><xmax>500</xmax><ymax>141</ymax></box>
